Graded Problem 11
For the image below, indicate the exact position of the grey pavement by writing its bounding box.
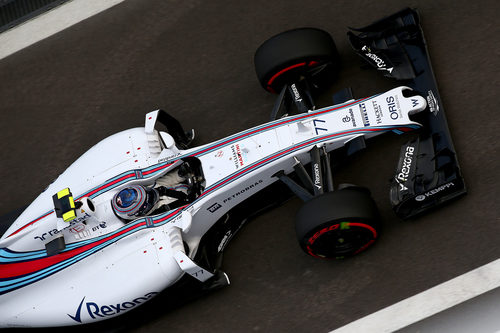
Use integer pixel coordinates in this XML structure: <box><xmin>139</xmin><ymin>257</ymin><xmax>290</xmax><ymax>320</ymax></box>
<box><xmin>0</xmin><ymin>0</ymin><xmax>499</xmax><ymax>332</ymax></box>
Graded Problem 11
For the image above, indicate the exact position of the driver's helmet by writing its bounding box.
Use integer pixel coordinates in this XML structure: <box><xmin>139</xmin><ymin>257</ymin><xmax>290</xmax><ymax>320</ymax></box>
<box><xmin>112</xmin><ymin>185</ymin><xmax>158</xmax><ymax>219</ymax></box>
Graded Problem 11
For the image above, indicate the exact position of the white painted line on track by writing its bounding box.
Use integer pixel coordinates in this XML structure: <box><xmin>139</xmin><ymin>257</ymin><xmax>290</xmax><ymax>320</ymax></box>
<box><xmin>331</xmin><ymin>258</ymin><xmax>500</xmax><ymax>333</ymax></box>
<box><xmin>0</xmin><ymin>0</ymin><xmax>125</xmax><ymax>60</ymax></box>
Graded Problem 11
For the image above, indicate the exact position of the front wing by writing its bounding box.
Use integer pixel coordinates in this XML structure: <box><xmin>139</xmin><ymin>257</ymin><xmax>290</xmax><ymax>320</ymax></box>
<box><xmin>348</xmin><ymin>8</ymin><xmax>467</xmax><ymax>218</ymax></box>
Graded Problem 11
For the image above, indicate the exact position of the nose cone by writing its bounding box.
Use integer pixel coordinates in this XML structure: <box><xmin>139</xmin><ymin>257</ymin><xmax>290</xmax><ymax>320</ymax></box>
<box><xmin>403</xmin><ymin>93</ymin><xmax>427</xmax><ymax>115</ymax></box>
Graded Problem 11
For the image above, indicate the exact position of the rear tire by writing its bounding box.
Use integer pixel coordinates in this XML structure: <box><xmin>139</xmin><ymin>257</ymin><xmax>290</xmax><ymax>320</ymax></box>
<box><xmin>254</xmin><ymin>28</ymin><xmax>339</xmax><ymax>93</ymax></box>
<box><xmin>295</xmin><ymin>187</ymin><xmax>380</xmax><ymax>259</ymax></box>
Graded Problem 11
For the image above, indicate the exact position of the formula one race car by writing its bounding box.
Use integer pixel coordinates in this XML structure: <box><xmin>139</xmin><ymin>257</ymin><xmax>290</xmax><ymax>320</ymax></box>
<box><xmin>0</xmin><ymin>8</ymin><xmax>465</xmax><ymax>327</ymax></box>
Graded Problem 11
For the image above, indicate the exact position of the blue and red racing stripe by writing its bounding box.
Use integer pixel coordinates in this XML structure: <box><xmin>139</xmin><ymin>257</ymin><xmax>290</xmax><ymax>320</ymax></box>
<box><xmin>0</xmin><ymin>122</ymin><xmax>419</xmax><ymax>295</ymax></box>
<box><xmin>6</xmin><ymin>162</ymin><xmax>175</xmax><ymax>238</ymax></box>
<box><xmin>7</xmin><ymin>97</ymin><xmax>376</xmax><ymax>237</ymax></box>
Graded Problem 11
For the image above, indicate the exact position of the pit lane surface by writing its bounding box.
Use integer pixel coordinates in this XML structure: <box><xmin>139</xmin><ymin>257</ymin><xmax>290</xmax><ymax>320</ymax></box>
<box><xmin>0</xmin><ymin>0</ymin><xmax>499</xmax><ymax>331</ymax></box>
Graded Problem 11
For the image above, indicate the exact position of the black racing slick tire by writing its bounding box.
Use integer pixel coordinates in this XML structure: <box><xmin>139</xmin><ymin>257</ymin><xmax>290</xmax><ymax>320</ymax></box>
<box><xmin>295</xmin><ymin>187</ymin><xmax>380</xmax><ymax>259</ymax></box>
<box><xmin>254</xmin><ymin>28</ymin><xmax>339</xmax><ymax>93</ymax></box>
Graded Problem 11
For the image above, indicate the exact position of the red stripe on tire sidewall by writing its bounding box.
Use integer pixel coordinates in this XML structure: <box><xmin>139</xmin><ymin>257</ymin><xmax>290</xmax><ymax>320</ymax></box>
<box><xmin>347</xmin><ymin>222</ymin><xmax>378</xmax><ymax>238</ymax></box>
<box><xmin>266</xmin><ymin>62</ymin><xmax>307</xmax><ymax>88</ymax></box>
<box><xmin>305</xmin><ymin>222</ymin><xmax>377</xmax><ymax>258</ymax></box>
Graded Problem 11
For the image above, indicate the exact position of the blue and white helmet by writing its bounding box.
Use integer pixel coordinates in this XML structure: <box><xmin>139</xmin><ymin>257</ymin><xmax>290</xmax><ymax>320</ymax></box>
<box><xmin>112</xmin><ymin>185</ymin><xmax>156</xmax><ymax>219</ymax></box>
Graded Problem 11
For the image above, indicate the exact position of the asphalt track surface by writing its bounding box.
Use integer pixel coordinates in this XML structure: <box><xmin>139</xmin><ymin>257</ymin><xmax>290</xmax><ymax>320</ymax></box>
<box><xmin>0</xmin><ymin>0</ymin><xmax>499</xmax><ymax>332</ymax></box>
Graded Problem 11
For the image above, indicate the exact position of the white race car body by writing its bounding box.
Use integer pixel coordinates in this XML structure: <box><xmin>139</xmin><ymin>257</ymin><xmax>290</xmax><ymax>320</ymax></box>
<box><xmin>0</xmin><ymin>86</ymin><xmax>425</xmax><ymax>327</ymax></box>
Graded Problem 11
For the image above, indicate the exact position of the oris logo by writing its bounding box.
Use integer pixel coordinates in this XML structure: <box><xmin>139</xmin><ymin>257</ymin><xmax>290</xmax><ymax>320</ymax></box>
<box><xmin>386</xmin><ymin>96</ymin><xmax>399</xmax><ymax>120</ymax></box>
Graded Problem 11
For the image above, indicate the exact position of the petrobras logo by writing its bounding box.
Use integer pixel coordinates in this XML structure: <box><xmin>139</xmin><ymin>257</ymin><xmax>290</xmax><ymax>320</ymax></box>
<box><xmin>68</xmin><ymin>292</ymin><xmax>158</xmax><ymax>323</ymax></box>
<box><xmin>223</xmin><ymin>180</ymin><xmax>263</xmax><ymax>204</ymax></box>
<box><xmin>207</xmin><ymin>202</ymin><xmax>222</xmax><ymax>213</ymax></box>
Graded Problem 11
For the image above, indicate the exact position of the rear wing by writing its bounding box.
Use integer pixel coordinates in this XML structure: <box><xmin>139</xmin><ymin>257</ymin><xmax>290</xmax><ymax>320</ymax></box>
<box><xmin>347</xmin><ymin>8</ymin><xmax>466</xmax><ymax>219</ymax></box>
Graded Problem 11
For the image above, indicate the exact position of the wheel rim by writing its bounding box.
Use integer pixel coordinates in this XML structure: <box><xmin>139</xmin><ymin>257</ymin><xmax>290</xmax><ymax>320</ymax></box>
<box><xmin>305</xmin><ymin>222</ymin><xmax>377</xmax><ymax>259</ymax></box>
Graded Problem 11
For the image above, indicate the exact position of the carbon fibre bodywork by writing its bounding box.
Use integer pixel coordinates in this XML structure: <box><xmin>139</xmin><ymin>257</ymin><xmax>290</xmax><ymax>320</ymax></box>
<box><xmin>348</xmin><ymin>8</ymin><xmax>466</xmax><ymax>218</ymax></box>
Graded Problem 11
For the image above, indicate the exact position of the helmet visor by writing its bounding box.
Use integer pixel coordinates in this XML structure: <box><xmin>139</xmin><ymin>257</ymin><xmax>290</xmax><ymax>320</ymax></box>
<box><xmin>116</xmin><ymin>188</ymin><xmax>139</xmax><ymax>208</ymax></box>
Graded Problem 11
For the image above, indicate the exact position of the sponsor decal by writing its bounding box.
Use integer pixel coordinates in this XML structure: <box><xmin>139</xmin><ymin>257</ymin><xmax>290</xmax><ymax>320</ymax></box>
<box><xmin>386</xmin><ymin>96</ymin><xmax>400</xmax><ymax>120</ymax></box>
<box><xmin>73</xmin><ymin>229</ymin><xmax>91</xmax><ymax>240</ymax></box>
<box><xmin>158</xmin><ymin>153</ymin><xmax>181</xmax><ymax>163</ymax></box>
<box><xmin>426</xmin><ymin>90</ymin><xmax>440</xmax><ymax>116</ymax></box>
<box><xmin>230</xmin><ymin>144</ymin><xmax>245</xmax><ymax>168</ymax></box>
<box><xmin>207</xmin><ymin>202</ymin><xmax>222</xmax><ymax>213</ymax></box>
<box><xmin>92</xmin><ymin>221</ymin><xmax>107</xmax><ymax>232</ymax></box>
<box><xmin>308</xmin><ymin>224</ymin><xmax>339</xmax><ymax>244</ymax></box>
<box><xmin>395</xmin><ymin>146</ymin><xmax>415</xmax><ymax>191</ymax></box>
<box><xmin>69</xmin><ymin>224</ymin><xmax>86</xmax><ymax>234</ymax></box>
<box><xmin>223</xmin><ymin>180</ymin><xmax>263</xmax><ymax>203</ymax></box>
<box><xmin>215</xmin><ymin>150</ymin><xmax>224</xmax><ymax>158</ymax></box>
<box><xmin>342</xmin><ymin>109</ymin><xmax>357</xmax><ymax>127</ymax></box>
<box><xmin>415</xmin><ymin>195</ymin><xmax>426</xmax><ymax>202</ymax></box>
<box><xmin>313</xmin><ymin>163</ymin><xmax>322</xmax><ymax>190</ymax></box>
<box><xmin>411</xmin><ymin>98</ymin><xmax>419</xmax><ymax>107</ymax></box>
<box><xmin>372</xmin><ymin>100</ymin><xmax>383</xmax><ymax>124</ymax></box>
<box><xmin>34</xmin><ymin>213</ymin><xmax>91</xmax><ymax>241</ymax></box>
<box><xmin>290</xmin><ymin>83</ymin><xmax>302</xmax><ymax>102</ymax></box>
<box><xmin>34</xmin><ymin>228</ymin><xmax>59</xmax><ymax>242</ymax></box>
<box><xmin>73</xmin><ymin>213</ymin><xmax>91</xmax><ymax>224</ymax></box>
<box><xmin>361</xmin><ymin>45</ymin><xmax>394</xmax><ymax>73</ymax></box>
<box><xmin>68</xmin><ymin>292</ymin><xmax>158</xmax><ymax>323</ymax></box>
<box><xmin>359</xmin><ymin>103</ymin><xmax>370</xmax><ymax>126</ymax></box>
<box><xmin>415</xmin><ymin>182</ymin><xmax>455</xmax><ymax>201</ymax></box>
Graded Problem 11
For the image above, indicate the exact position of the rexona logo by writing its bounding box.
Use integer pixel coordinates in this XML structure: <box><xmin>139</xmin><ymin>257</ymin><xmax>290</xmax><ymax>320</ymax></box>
<box><xmin>290</xmin><ymin>83</ymin><xmax>303</xmax><ymax>102</ymax></box>
<box><xmin>68</xmin><ymin>292</ymin><xmax>158</xmax><ymax>323</ymax></box>
<box><xmin>395</xmin><ymin>146</ymin><xmax>415</xmax><ymax>191</ymax></box>
<box><xmin>361</xmin><ymin>45</ymin><xmax>394</xmax><ymax>73</ymax></box>
<box><xmin>313</xmin><ymin>163</ymin><xmax>322</xmax><ymax>190</ymax></box>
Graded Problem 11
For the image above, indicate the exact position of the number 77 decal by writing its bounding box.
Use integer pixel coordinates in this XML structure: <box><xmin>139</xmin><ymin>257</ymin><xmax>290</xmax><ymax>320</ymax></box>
<box><xmin>313</xmin><ymin>119</ymin><xmax>327</xmax><ymax>135</ymax></box>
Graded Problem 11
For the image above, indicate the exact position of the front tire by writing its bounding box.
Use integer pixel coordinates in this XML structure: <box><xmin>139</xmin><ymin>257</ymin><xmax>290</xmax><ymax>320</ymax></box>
<box><xmin>254</xmin><ymin>28</ymin><xmax>339</xmax><ymax>93</ymax></box>
<box><xmin>295</xmin><ymin>187</ymin><xmax>380</xmax><ymax>259</ymax></box>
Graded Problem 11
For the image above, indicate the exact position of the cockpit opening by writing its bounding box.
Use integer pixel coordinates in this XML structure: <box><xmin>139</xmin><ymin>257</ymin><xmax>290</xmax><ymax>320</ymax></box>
<box><xmin>112</xmin><ymin>157</ymin><xmax>205</xmax><ymax>221</ymax></box>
